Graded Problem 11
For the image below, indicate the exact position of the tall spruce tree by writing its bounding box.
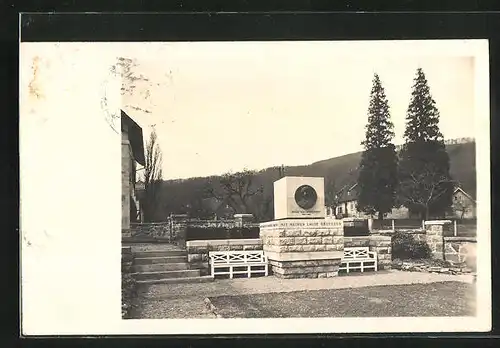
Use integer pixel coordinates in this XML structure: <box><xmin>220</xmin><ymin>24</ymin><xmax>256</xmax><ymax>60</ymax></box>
<box><xmin>357</xmin><ymin>73</ymin><xmax>398</xmax><ymax>220</ymax></box>
<box><xmin>398</xmin><ymin>68</ymin><xmax>454</xmax><ymax>219</ymax></box>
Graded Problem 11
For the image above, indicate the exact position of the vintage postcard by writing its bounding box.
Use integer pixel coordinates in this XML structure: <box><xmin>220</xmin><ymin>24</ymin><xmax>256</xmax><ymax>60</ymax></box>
<box><xmin>20</xmin><ymin>39</ymin><xmax>491</xmax><ymax>335</ymax></box>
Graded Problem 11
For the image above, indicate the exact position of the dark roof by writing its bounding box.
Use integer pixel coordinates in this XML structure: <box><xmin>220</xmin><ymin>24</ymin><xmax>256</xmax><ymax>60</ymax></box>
<box><xmin>337</xmin><ymin>183</ymin><xmax>359</xmax><ymax>203</ymax></box>
<box><xmin>121</xmin><ymin>110</ymin><xmax>146</xmax><ymax>166</ymax></box>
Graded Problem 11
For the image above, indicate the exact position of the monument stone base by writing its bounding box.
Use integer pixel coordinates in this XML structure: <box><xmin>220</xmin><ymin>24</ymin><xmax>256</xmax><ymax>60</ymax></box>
<box><xmin>260</xmin><ymin>218</ymin><xmax>344</xmax><ymax>279</ymax></box>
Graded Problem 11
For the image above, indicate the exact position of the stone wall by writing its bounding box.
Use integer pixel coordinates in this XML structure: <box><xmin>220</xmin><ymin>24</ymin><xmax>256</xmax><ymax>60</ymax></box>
<box><xmin>126</xmin><ymin>214</ymin><xmax>260</xmax><ymax>245</ymax></box>
<box><xmin>130</xmin><ymin>222</ymin><xmax>171</xmax><ymax>239</ymax></box>
<box><xmin>444</xmin><ymin>237</ymin><xmax>477</xmax><ymax>270</ymax></box>
<box><xmin>368</xmin><ymin>235</ymin><xmax>392</xmax><ymax>270</ymax></box>
<box><xmin>376</xmin><ymin>221</ymin><xmax>476</xmax><ymax>268</ymax></box>
<box><xmin>343</xmin><ymin>236</ymin><xmax>370</xmax><ymax>248</ymax></box>
<box><xmin>186</xmin><ymin>239</ymin><xmax>263</xmax><ymax>276</ymax></box>
<box><xmin>344</xmin><ymin>235</ymin><xmax>392</xmax><ymax>270</ymax></box>
<box><xmin>425</xmin><ymin>220</ymin><xmax>452</xmax><ymax>260</ymax></box>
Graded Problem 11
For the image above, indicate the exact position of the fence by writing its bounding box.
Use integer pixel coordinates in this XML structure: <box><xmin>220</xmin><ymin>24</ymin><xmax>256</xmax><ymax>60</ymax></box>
<box><xmin>445</xmin><ymin>218</ymin><xmax>477</xmax><ymax>237</ymax></box>
<box><xmin>372</xmin><ymin>219</ymin><xmax>424</xmax><ymax>231</ymax></box>
<box><xmin>371</xmin><ymin>218</ymin><xmax>477</xmax><ymax>237</ymax></box>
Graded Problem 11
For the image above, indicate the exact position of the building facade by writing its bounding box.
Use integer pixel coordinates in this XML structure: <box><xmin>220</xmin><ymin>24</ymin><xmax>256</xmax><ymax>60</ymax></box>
<box><xmin>334</xmin><ymin>182</ymin><xmax>476</xmax><ymax>220</ymax></box>
<box><xmin>122</xmin><ymin>110</ymin><xmax>146</xmax><ymax>237</ymax></box>
<box><xmin>450</xmin><ymin>187</ymin><xmax>476</xmax><ymax>219</ymax></box>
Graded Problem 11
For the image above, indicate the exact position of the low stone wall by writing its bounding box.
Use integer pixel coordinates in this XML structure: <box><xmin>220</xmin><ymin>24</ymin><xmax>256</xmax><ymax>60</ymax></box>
<box><xmin>344</xmin><ymin>236</ymin><xmax>370</xmax><ymax>248</ymax></box>
<box><xmin>130</xmin><ymin>222</ymin><xmax>171</xmax><ymax>240</ymax></box>
<box><xmin>378</xmin><ymin>221</ymin><xmax>476</xmax><ymax>269</ymax></box>
<box><xmin>186</xmin><ymin>239</ymin><xmax>263</xmax><ymax>276</ymax></box>
<box><xmin>343</xmin><ymin>235</ymin><xmax>392</xmax><ymax>270</ymax></box>
<box><xmin>187</xmin><ymin>218</ymin><xmax>260</xmax><ymax>229</ymax></box>
<box><xmin>128</xmin><ymin>214</ymin><xmax>260</xmax><ymax>247</ymax></box>
<box><xmin>444</xmin><ymin>237</ymin><xmax>477</xmax><ymax>270</ymax></box>
<box><xmin>369</xmin><ymin>235</ymin><xmax>392</xmax><ymax>270</ymax></box>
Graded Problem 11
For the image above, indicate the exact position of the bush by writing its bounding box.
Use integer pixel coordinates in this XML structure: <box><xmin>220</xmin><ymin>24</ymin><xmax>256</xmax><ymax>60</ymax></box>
<box><xmin>344</xmin><ymin>225</ymin><xmax>369</xmax><ymax>237</ymax></box>
<box><xmin>391</xmin><ymin>231</ymin><xmax>431</xmax><ymax>260</ymax></box>
<box><xmin>122</xmin><ymin>273</ymin><xmax>137</xmax><ymax>319</ymax></box>
<box><xmin>343</xmin><ymin>220</ymin><xmax>369</xmax><ymax>236</ymax></box>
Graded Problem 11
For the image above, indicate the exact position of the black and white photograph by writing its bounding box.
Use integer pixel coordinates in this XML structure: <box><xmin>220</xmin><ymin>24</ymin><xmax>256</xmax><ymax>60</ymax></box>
<box><xmin>20</xmin><ymin>37</ymin><xmax>491</xmax><ymax>335</ymax></box>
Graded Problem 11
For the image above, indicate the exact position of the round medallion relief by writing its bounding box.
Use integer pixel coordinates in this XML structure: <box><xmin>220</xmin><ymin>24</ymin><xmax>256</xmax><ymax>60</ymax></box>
<box><xmin>294</xmin><ymin>185</ymin><xmax>317</xmax><ymax>210</ymax></box>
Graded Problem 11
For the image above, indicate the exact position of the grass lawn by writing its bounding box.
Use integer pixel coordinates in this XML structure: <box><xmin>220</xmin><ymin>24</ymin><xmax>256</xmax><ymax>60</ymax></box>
<box><xmin>208</xmin><ymin>281</ymin><xmax>475</xmax><ymax>318</ymax></box>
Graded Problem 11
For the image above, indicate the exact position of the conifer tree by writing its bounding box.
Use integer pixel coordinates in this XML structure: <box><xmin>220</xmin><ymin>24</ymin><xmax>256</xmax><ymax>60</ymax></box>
<box><xmin>357</xmin><ymin>73</ymin><xmax>398</xmax><ymax>220</ymax></box>
<box><xmin>398</xmin><ymin>68</ymin><xmax>454</xmax><ymax>219</ymax></box>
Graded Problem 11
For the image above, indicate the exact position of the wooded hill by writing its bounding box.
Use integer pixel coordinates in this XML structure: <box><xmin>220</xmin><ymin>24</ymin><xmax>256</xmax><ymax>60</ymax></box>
<box><xmin>156</xmin><ymin>140</ymin><xmax>476</xmax><ymax>221</ymax></box>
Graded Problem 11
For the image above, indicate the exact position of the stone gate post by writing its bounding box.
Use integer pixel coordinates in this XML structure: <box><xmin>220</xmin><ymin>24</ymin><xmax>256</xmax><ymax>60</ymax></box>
<box><xmin>424</xmin><ymin>220</ymin><xmax>452</xmax><ymax>260</ymax></box>
<box><xmin>171</xmin><ymin>214</ymin><xmax>189</xmax><ymax>248</ymax></box>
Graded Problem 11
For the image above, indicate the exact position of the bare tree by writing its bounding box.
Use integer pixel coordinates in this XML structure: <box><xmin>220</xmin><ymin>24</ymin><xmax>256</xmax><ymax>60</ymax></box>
<box><xmin>206</xmin><ymin>169</ymin><xmax>263</xmax><ymax>214</ymax></box>
<box><xmin>142</xmin><ymin>129</ymin><xmax>163</xmax><ymax>221</ymax></box>
<box><xmin>399</xmin><ymin>165</ymin><xmax>455</xmax><ymax>220</ymax></box>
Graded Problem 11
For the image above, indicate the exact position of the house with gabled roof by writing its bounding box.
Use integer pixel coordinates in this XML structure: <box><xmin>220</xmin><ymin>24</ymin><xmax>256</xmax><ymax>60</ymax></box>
<box><xmin>450</xmin><ymin>186</ymin><xmax>476</xmax><ymax>219</ymax></box>
<box><xmin>334</xmin><ymin>182</ymin><xmax>411</xmax><ymax>219</ymax></box>
<box><xmin>333</xmin><ymin>181</ymin><xmax>477</xmax><ymax>220</ymax></box>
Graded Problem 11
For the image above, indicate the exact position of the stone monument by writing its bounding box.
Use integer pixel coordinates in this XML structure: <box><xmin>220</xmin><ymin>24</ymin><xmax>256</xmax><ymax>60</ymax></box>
<box><xmin>260</xmin><ymin>176</ymin><xmax>344</xmax><ymax>278</ymax></box>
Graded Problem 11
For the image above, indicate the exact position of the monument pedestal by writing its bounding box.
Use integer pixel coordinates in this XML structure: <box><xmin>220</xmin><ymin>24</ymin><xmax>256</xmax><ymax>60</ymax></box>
<box><xmin>260</xmin><ymin>219</ymin><xmax>344</xmax><ymax>278</ymax></box>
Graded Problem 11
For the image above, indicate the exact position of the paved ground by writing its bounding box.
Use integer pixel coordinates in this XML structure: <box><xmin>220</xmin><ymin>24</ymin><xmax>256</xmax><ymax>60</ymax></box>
<box><xmin>129</xmin><ymin>270</ymin><xmax>474</xmax><ymax>319</ymax></box>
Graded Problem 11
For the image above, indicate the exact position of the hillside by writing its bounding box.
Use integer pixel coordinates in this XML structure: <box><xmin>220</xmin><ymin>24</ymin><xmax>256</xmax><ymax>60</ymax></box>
<box><xmin>158</xmin><ymin>140</ymin><xmax>476</xmax><ymax>219</ymax></box>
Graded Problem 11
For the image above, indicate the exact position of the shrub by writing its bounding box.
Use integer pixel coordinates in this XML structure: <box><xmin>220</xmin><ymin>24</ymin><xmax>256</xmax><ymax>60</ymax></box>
<box><xmin>391</xmin><ymin>231</ymin><xmax>431</xmax><ymax>260</ymax></box>
<box><xmin>122</xmin><ymin>273</ymin><xmax>137</xmax><ymax>319</ymax></box>
<box><xmin>344</xmin><ymin>225</ymin><xmax>369</xmax><ymax>237</ymax></box>
<box><xmin>343</xmin><ymin>220</ymin><xmax>369</xmax><ymax>236</ymax></box>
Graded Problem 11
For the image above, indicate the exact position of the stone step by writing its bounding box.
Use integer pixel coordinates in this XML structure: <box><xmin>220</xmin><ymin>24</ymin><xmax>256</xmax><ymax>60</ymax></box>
<box><xmin>132</xmin><ymin>269</ymin><xmax>200</xmax><ymax>281</ymax></box>
<box><xmin>134</xmin><ymin>256</ymin><xmax>187</xmax><ymax>265</ymax></box>
<box><xmin>136</xmin><ymin>275</ymin><xmax>214</xmax><ymax>285</ymax></box>
<box><xmin>132</xmin><ymin>263</ymin><xmax>190</xmax><ymax>273</ymax></box>
<box><xmin>134</xmin><ymin>250</ymin><xmax>187</xmax><ymax>258</ymax></box>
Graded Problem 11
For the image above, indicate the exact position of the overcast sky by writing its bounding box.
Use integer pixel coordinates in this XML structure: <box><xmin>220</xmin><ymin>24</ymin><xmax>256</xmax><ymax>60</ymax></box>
<box><xmin>121</xmin><ymin>41</ymin><xmax>476</xmax><ymax>180</ymax></box>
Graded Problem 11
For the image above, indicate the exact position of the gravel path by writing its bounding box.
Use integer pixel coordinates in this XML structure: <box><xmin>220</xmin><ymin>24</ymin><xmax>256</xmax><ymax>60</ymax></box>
<box><xmin>129</xmin><ymin>270</ymin><xmax>474</xmax><ymax>319</ymax></box>
<box><xmin>139</xmin><ymin>270</ymin><xmax>473</xmax><ymax>300</ymax></box>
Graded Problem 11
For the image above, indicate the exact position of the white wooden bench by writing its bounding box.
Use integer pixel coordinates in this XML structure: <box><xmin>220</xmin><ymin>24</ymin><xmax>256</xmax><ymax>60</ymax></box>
<box><xmin>209</xmin><ymin>250</ymin><xmax>268</xmax><ymax>279</ymax></box>
<box><xmin>339</xmin><ymin>247</ymin><xmax>378</xmax><ymax>273</ymax></box>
